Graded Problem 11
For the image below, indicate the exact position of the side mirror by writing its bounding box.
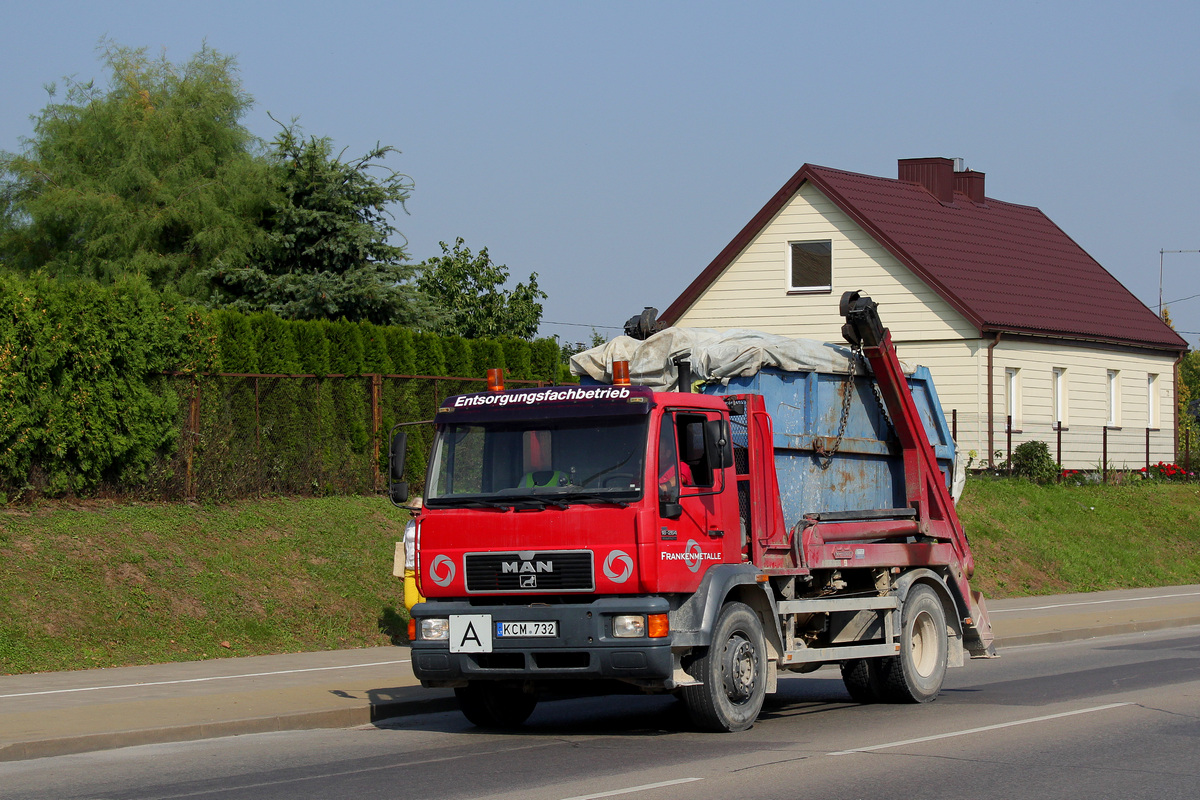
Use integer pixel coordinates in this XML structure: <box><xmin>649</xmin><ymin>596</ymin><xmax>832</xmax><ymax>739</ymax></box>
<box><xmin>389</xmin><ymin>428</ymin><xmax>410</xmax><ymax>507</ymax></box>
<box><xmin>705</xmin><ymin>419</ymin><xmax>734</xmax><ymax>469</ymax></box>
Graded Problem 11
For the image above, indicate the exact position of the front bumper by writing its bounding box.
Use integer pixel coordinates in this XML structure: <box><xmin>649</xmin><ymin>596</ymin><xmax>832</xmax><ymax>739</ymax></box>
<box><xmin>410</xmin><ymin>596</ymin><xmax>674</xmax><ymax>687</ymax></box>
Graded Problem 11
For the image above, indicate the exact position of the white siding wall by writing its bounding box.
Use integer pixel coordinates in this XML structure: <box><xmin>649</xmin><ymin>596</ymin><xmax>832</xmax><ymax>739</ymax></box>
<box><xmin>674</xmin><ymin>183</ymin><xmax>977</xmax><ymax>343</ymax></box>
<box><xmin>987</xmin><ymin>340</ymin><xmax>1177</xmax><ymax>470</ymax></box>
<box><xmin>892</xmin><ymin>340</ymin><xmax>988</xmax><ymax>464</ymax></box>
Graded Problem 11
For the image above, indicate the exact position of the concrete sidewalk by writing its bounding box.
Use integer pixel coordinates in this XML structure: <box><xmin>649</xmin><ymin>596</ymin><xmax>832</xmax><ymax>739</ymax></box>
<box><xmin>3</xmin><ymin>584</ymin><xmax>1200</xmax><ymax>762</ymax></box>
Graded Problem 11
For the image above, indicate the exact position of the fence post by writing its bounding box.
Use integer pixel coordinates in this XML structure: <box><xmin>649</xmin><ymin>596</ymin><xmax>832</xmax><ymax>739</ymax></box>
<box><xmin>185</xmin><ymin>379</ymin><xmax>200</xmax><ymax>500</ymax></box>
<box><xmin>1187</xmin><ymin>430</ymin><xmax>1192</xmax><ymax>473</ymax></box>
<box><xmin>254</xmin><ymin>376</ymin><xmax>261</xmax><ymax>450</ymax></box>
<box><xmin>1146</xmin><ymin>427</ymin><xmax>1151</xmax><ymax>473</ymax></box>
<box><xmin>1103</xmin><ymin>425</ymin><xmax>1109</xmax><ymax>484</ymax></box>
<box><xmin>1006</xmin><ymin>415</ymin><xmax>1013</xmax><ymax>476</ymax></box>
<box><xmin>370</xmin><ymin>374</ymin><xmax>383</xmax><ymax>491</ymax></box>
<box><xmin>1056</xmin><ymin>421</ymin><xmax>1062</xmax><ymax>481</ymax></box>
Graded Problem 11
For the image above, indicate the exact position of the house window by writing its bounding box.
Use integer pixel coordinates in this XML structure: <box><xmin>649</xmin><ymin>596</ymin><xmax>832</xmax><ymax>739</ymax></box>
<box><xmin>1148</xmin><ymin>374</ymin><xmax>1159</xmax><ymax>429</ymax></box>
<box><xmin>1052</xmin><ymin>367</ymin><xmax>1067</xmax><ymax>429</ymax></box>
<box><xmin>1107</xmin><ymin>370</ymin><xmax>1121</xmax><ymax>427</ymax></box>
<box><xmin>1005</xmin><ymin>368</ymin><xmax>1021</xmax><ymax>429</ymax></box>
<box><xmin>787</xmin><ymin>241</ymin><xmax>832</xmax><ymax>293</ymax></box>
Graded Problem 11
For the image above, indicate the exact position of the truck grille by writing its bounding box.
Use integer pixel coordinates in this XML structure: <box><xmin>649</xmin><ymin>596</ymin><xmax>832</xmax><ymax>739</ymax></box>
<box><xmin>464</xmin><ymin>550</ymin><xmax>594</xmax><ymax>593</ymax></box>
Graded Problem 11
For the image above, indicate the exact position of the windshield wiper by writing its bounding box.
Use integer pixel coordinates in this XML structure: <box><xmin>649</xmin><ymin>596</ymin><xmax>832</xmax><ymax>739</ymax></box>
<box><xmin>561</xmin><ymin>492</ymin><xmax>631</xmax><ymax>508</ymax></box>
<box><xmin>431</xmin><ymin>498</ymin><xmax>513</xmax><ymax>510</ymax></box>
<box><xmin>510</xmin><ymin>494</ymin><xmax>571</xmax><ymax>510</ymax></box>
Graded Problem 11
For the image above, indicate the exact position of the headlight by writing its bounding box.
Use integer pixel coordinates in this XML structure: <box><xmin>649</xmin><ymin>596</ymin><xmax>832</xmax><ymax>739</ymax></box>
<box><xmin>613</xmin><ymin>614</ymin><xmax>646</xmax><ymax>638</ymax></box>
<box><xmin>404</xmin><ymin>519</ymin><xmax>417</xmax><ymax>571</ymax></box>
<box><xmin>420</xmin><ymin>618</ymin><xmax>450</xmax><ymax>640</ymax></box>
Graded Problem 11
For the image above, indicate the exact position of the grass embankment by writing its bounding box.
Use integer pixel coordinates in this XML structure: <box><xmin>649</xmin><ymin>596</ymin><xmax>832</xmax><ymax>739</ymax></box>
<box><xmin>1</xmin><ymin>480</ymin><xmax>1198</xmax><ymax>675</ymax></box>
<box><xmin>959</xmin><ymin>478</ymin><xmax>1200</xmax><ymax>597</ymax></box>
<box><xmin>0</xmin><ymin>497</ymin><xmax>408</xmax><ymax>675</ymax></box>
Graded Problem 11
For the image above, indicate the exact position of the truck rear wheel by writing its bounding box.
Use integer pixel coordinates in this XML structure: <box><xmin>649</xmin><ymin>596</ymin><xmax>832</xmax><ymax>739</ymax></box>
<box><xmin>839</xmin><ymin>658</ymin><xmax>884</xmax><ymax>703</ymax></box>
<box><xmin>683</xmin><ymin>602</ymin><xmax>767</xmax><ymax>732</ymax></box>
<box><xmin>454</xmin><ymin>681</ymin><xmax>538</xmax><ymax>728</ymax></box>
<box><xmin>879</xmin><ymin>584</ymin><xmax>947</xmax><ymax>703</ymax></box>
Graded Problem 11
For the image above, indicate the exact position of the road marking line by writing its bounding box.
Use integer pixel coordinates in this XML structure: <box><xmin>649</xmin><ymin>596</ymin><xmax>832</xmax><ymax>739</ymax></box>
<box><xmin>0</xmin><ymin>659</ymin><xmax>412</xmax><ymax>699</ymax></box>
<box><xmin>828</xmin><ymin>702</ymin><xmax>1132</xmax><ymax>756</ymax></box>
<box><xmin>989</xmin><ymin>591</ymin><xmax>1200</xmax><ymax>614</ymax></box>
<box><xmin>560</xmin><ymin>778</ymin><xmax>704</xmax><ymax>800</ymax></box>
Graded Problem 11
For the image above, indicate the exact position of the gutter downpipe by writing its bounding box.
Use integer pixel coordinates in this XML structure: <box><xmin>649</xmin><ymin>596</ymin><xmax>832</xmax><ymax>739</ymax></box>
<box><xmin>987</xmin><ymin>332</ymin><xmax>1003</xmax><ymax>467</ymax></box>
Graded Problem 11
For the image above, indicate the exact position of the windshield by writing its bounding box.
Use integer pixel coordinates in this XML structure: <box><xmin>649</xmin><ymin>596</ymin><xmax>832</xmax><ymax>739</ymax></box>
<box><xmin>425</xmin><ymin>416</ymin><xmax>648</xmax><ymax>507</ymax></box>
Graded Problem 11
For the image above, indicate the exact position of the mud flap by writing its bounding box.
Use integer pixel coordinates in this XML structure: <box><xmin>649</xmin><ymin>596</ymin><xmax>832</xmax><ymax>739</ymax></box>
<box><xmin>965</xmin><ymin>590</ymin><xmax>999</xmax><ymax>658</ymax></box>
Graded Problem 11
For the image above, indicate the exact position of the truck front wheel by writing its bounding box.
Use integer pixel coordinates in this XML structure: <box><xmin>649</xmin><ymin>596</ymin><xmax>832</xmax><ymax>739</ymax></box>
<box><xmin>879</xmin><ymin>584</ymin><xmax>948</xmax><ymax>703</ymax></box>
<box><xmin>683</xmin><ymin>602</ymin><xmax>767</xmax><ymax>732</ymax></box>
<box><xmin>454</xmin><ymin>681</ymin><xmax>538</xmax><ymax>728</ymax></box>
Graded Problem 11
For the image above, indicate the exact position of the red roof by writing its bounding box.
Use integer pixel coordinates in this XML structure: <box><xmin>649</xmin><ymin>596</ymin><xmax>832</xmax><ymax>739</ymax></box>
<box><xmin>663</xmin><ymin>161</ymin><xmax>1186</xmax><ymax>352</ymax></box>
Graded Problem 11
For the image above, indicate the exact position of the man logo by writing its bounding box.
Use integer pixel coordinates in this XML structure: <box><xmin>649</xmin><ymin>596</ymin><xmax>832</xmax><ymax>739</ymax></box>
<box><xmin>501</xmin><ymin>560</ymin><xmax>553</xmax><ymax>574</ymax></box>
<box><xmin>429</xmin><ymin>555</ymin><xmax>456</xmax><ymax>587</ymax></box>
<box><xmin>603</xmin><ymin>550</ymin><xmax>634</xmax><ymax>584</ymax></box>
<box><xmin>683</xmin><ymin>540</ymin><xmax>703</xmax><ymax>573</ymax></box>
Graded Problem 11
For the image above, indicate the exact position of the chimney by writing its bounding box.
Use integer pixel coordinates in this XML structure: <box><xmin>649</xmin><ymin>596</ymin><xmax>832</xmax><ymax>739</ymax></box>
<box><xmin>954</xmin><ymin>169</ymin><xmax>986</xmax><ymax>204</ymax></box>
<box><xmin>898</xmin><ymin>157</ymin><xmax>955</xmax><ymax>204</ymax></box>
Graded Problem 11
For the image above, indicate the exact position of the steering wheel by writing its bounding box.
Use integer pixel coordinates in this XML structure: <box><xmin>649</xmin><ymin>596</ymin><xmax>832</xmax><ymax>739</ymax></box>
<box><xmin>598</xmin><ymin>473</ymin><xmax>637</xmax><ymax>489</ymax></box>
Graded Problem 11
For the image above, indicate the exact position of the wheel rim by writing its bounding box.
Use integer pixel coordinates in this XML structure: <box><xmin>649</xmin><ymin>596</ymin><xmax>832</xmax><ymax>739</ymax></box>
<box><xmin>722</xmin><ymin>633</ymin><xmax>759</xmax><ymax>704</ymax></box>
<box><xmin>909</xmin><ymin>609</ymin><xmax>939</xmax><ymax>678</ymax></box>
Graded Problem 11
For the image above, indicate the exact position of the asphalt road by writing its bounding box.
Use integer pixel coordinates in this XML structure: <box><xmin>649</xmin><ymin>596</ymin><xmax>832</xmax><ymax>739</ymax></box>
<box><xmin>3</xmin><ymin>625</ymin><xmax>1199</xmax><ymax>800</ymax></box>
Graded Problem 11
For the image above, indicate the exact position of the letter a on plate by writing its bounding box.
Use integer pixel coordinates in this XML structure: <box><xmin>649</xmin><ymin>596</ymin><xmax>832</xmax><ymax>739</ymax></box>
<box><xmin>449</xmin><ymin>614</ymin><xmax>493</xmax><ymax>653</ymax></box>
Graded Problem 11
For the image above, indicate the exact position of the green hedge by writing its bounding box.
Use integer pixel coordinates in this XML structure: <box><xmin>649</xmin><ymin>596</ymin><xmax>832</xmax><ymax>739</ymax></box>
<box><xmin>0</xmin><ymin>274</ymin><xmax>213</xmax><ymax>497</ymax></box>
<box><xmin>0</xmin><ymin>274</ymin><xmax>568</xmax><ymax>499</ymax></box>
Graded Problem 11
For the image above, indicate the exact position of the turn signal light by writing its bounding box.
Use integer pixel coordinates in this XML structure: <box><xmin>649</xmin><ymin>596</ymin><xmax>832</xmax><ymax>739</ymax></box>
<box><xmin>407</xmin><ymin>618</ymin><xmax>417</xmax><ymax>641</ymax></box>
<box><xmin>648</xmin><ymin>613</ymin><xmax>669</xmax><ymax>638</ymax></box>
<box><xmin>487</xmin><ymin>368</ymin><xmax>504</xmax><ymax>392</ymax></box>
<box><xmin>612</xmin><ymin>360</ymin><xmax>631</xmax><ymax>386</ymax></box>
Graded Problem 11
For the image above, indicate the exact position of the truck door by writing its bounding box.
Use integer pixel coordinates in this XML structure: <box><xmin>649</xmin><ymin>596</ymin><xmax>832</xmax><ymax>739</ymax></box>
<box><xmin>656</xmin><ymin>410</ymin><xmax>732</xmax><ymax>589</ymax></box>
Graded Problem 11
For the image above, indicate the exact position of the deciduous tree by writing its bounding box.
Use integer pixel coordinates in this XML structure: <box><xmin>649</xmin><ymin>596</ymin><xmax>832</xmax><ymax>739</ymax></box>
<box><xmin>418</xmin><ymin>238</ymin><xmax>545</xmax><ymax>339</ymax></box>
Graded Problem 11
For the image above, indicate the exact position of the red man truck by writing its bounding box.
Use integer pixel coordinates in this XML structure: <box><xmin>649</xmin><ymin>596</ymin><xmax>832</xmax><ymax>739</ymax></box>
<box><xmin>391</xmin><ymin>292</ymin><xmax>995</xmax><ymax>732</ymax></box>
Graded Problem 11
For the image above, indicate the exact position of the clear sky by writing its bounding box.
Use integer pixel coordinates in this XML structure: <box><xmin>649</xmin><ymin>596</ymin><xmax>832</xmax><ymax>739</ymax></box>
<box><xmin>3</xmin><ymin>1</ymin><xmax>1198</xmax><ymax>346</ymax></box>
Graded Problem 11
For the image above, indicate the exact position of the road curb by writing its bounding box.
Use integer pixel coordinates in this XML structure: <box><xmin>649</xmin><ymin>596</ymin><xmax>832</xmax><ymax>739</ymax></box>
<box><xmin>0</xmin><ymin>693</ymin><xmax>459</xmax><ymax>763</ymax></box>
<box><xmin>993</xmin><ymin>615</ymin><xmax>1200</xmax><ymax>649</ymax></box>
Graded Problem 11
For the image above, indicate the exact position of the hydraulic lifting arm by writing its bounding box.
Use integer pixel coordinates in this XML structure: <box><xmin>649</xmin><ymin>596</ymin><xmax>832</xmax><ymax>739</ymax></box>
<box><xmin>840</xmin><ymin>291</ymin><xmax>997</xmax><ymax>657</ymax></box>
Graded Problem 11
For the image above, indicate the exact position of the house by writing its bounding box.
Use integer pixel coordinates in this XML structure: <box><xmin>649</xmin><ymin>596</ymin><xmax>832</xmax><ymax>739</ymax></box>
<box><xmin>661</xmin><ymin>157</ymin><xmax>1188</xmax><ymax>470</ymax></box>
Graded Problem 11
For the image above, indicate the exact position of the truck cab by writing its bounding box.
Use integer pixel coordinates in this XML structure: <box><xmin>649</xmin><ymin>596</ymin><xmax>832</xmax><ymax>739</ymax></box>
<box><xmin>406</xmin><ymin>385</ymin><xmax>745</xmax><ymax>707</ymax></box>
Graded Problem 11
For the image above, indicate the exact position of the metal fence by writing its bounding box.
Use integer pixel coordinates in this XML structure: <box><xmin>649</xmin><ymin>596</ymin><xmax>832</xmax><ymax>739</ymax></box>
<box><xmin>141</xmin><ymin>372</ymin><xmax>548</xmax><ymax>500</ymax></box>
<box><xmin>948</xmin><ymin>408</ymin><xmax>1191</xmax><ymax>480</ymax></box>
<box><xmin>158</xmin><ymin>386</ymin><xmax>1190</xmax><ymax>497</ymax></box>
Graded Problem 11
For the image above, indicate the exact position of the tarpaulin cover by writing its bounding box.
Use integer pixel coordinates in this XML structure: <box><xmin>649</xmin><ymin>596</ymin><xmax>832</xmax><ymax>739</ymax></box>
<box><xmin>570</xmin><ymin>327</ymin><xmax>913</xmax><ymax>392</ymax></box>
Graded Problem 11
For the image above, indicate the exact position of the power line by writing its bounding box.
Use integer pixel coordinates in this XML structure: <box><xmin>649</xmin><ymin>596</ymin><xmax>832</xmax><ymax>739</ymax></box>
<box><xmin>541</xmin><ymin>320</ymin><xmax>623</xmax><ymax>330</ymax></box>
<box><xmin>1159</xmin><ymin>248</ymin><xmax>1200</xmax><ymax>315</ymax></box>
<box><xmin>1163</xmin><ymin>292</ymin><xmax>1200</xmax><ymax>306</ymax></box>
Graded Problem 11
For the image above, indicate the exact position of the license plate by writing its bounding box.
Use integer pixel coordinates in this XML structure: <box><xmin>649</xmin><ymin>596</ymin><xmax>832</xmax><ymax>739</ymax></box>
<box><xmin>497</xmin><ymin>621</ymin><xmax>557</xmax><ymax>638</ymax></box>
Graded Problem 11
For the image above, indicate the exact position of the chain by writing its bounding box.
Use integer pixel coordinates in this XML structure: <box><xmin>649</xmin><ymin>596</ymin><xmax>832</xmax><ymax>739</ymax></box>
<box><xmin>871</xmin><ymin>371</ymin><xmax>893</xmax><ymax>432</ymax></box>
<box><xmin>817</xmin><ymin>344</ymin><xmax>861</xmax><ymax>470</ymax></box>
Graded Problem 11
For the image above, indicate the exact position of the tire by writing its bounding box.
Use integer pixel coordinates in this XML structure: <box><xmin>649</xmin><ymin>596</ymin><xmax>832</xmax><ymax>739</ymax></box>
<box><xmin>878</xmin><ymin>584</ymin><xmax>948</xmax><ymax>703</ymax></box>
<box><xmin>839</xmin><ymin>658</ymin><xmax>884</xmax><ymax>703</ymax></box>
<box><xmin>454</xmin><ymin>681</ymin><xmax>538</xmax><ymax>728</ymax></box>
<box><xmin>682</xmin><ymin>602</ymin><xmax>768</xmax><ymax>732</ymax></box>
